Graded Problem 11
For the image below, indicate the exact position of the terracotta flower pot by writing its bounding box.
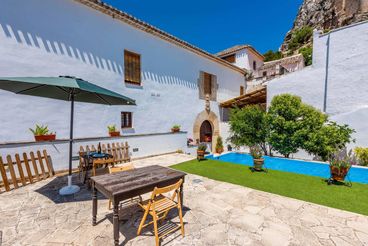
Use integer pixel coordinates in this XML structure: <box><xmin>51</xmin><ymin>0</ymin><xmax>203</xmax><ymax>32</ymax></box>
<box><xmin>253</xmin><ymin>158</ymin><xmax>264</xmax><ymax>171</ymax></box>
<box><xmin>216</xmin><ymin>148</ymin><xmax>224</xmax><ymax>154</ymax></box>
<box><xmin>329</xmin><ymin>165</ymin><xmax>350</xmax><ymax>181</ymax></box>
<box><xmin>109</xmin><ymin>131</ymin><xmax>121</xmax><ymax>137</ymax></box>
<box><xmin>34</xmin><ymin>134</ymin><xmax>56</xmax><ymax>142</ymax></box>
<box><xmin>171</xmin><ymin>128</ymin><xmax>180</xmax><ymax>133</ymax></box>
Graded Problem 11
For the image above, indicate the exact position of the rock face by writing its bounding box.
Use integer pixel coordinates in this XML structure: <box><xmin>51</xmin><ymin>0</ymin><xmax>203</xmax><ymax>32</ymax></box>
<box><xmin>282</xmin><ymin>0</ymin><xmax>368</xmax><ymax>51</ymax></box>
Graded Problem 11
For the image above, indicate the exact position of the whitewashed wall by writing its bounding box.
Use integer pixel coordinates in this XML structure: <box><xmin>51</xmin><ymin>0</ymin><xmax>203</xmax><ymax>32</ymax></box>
<box><xmin>267</xmin><ymin>21</ymin><xmax>368</xmax><ymax>158</ymax></box>
<box><xmin>0</xmin><ymin>133</ymin><xmax>187</xmax><ymax>171</ymax></box>
<box><xmin>0</xmin><ymin>0</ymin><xmax>245</xmax><ymax>168</ymax></box>
<box><xmin>233</xmin><ymin>49</ymin><xmax>263</xmax><ymax>77</ymax></box>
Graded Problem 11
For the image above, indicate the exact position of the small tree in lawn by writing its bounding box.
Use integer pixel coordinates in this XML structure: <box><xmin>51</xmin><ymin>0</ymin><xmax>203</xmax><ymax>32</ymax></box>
<box><xmin>267</xmin><ymin>94</ymin><xmax>305</xmax><ymax>157</ymax></box>
<box><xmin>228</xmin><ymin>105</ymin><xmax>270</xmax><ymax>155</ymax></box>
<box><xmin>303</xmin><ymin>121</ymin><xmax>355</xmax><ymax>161</ymax></box>
<box><xmin>267</xmin><ymin>94</ymin><xmax>327</xmax><ymax>158</ymax></box>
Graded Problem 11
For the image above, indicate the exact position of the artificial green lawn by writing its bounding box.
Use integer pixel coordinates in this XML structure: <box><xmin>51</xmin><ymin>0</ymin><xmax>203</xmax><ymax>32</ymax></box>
<box><xmin>171</xmin><ymin>159</ymin><xmax>368</xmax><ymax>216</ymax></box>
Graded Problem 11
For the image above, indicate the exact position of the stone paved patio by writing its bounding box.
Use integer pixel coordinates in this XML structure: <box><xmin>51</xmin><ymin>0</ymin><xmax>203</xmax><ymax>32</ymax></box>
<box><xmin>1</xmin><ymin>153</ymin><xmax>368</xmax><ymax>246</ymax></box>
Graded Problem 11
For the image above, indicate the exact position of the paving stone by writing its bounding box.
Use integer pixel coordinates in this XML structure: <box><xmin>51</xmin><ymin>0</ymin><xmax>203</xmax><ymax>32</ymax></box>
<box><xmin>0</xmin><ymin>153</ymin><xmax>367</xmax><ymax>246</ymax></box>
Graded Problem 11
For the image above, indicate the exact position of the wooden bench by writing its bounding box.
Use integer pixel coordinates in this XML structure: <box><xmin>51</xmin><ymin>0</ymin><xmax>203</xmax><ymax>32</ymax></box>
<box><xmin>0</xmin><ymin>150</ymin><xmax>54</xmax><ymax>193</ymax></box>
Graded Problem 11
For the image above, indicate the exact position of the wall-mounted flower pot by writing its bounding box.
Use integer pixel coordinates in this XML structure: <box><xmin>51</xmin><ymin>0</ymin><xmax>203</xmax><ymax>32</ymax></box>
<box><xmin>109</xmin><ymin>131</ymin><xmax>121</xmax><ymax>137</ymax></box>
<box><xmin>34</xmin><ymin>134</ymin><xmax>56</xmax><ymax>142</ymax></box>
<box><xmin>253</xmin><ymin>158</ymin><xmax>264</xmax><ymax>171</ymax></box>
<box><xmin>171</xmin><ymin>128</ymin><xmax>180</xmax><ymax>133</ymax></box>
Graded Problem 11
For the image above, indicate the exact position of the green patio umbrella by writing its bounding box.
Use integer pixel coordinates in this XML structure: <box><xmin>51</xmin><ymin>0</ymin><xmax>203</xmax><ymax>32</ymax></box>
<box><xmin>0</xmin><ymin>76</ymin><xmax>136</xmax><ymax>195</ymax></box>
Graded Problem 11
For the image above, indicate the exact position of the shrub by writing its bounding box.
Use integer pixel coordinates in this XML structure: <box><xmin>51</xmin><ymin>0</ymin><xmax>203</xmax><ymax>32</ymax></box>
<box><xmin>299</xmin><ymin>46</ymin><xmax>313</xmax><ymax>66</ymax></box>
<box><xmin>197</xmin><ymin>144</ymin><xmax>207</xmax><ymax>152</ymax></box>
<box><xmin>330</xmin><ymin>149</ymin><xmax>357</xmax><ymax>168</ymax></box>
<box><xmin>250</xmin><ymin>145</ymin><xmax>263</xmax><ymax>159</ymax></box>
<box><xmin>354</xmin><ymin>147</ymin><xmax>368</xmax><ymax>166</ymax></box>
<box><xmin>172</xmin><ymin>124</ymin><xmax>181</xmax><ymax>130</ymax></box>
<box><xmin>215</xmin><ymin>136</ymin><xmax>224</xmax><ymax>151</ymax></box>
<box><xmin>304</xmin><ymin>122</ymin><xmax>355</xmax><ymax>161</ymax></box>
<box><xmin>263</xmin><ymin>50</ymin><xmax>282</xmax><ymax>62</ymax></box>
<box><xmin>229</xmin><ymin>105</ymin><xmax>270</xmax><ymax>155</ymax></box>
<box><xmin>288</xmin><ymin>26</ymin><xmax>313</xmax><ymax>52</ymax></box>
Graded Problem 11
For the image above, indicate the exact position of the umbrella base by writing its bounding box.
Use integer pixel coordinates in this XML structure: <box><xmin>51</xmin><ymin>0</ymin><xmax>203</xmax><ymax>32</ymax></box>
<box><xmin>59</xmin><ymin>175</ymin><xmax>80</xmax><ymax>195</ymax></box>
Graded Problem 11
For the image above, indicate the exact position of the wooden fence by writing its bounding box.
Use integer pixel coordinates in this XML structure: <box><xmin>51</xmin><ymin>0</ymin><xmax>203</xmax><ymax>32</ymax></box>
<box><xmin>79</xmin><ymin>142</ymin><xmax>130</xmax><ymax>164</ymax></box>
<box><xmin>0</xmin><ymin>150</ymin><xmax>54</xmax><ymax>193</ymax></box>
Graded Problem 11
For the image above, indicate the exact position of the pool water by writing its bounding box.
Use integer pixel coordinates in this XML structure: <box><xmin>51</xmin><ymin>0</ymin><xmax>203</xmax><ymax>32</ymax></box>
<box><xmin>207</xmin><ymin>152</ymin><xmax>368</xmax><ymax>184</ymax></box>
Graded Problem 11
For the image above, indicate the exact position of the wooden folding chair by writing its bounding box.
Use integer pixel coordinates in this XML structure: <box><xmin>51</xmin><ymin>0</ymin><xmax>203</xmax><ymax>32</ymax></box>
<box><xmin>92</xmin><ymin>157</ymin><xmax>115</xmax><ymax>177</ymax></box>
<box><xmin>107</xmin><ymin>163</ymin><xmax>140</xmax><ymax>210</ymax></box>
<box><xmin>137</xmin><ymin>179</ymin><xmax>184</xmax><ymax>246</ymax></box>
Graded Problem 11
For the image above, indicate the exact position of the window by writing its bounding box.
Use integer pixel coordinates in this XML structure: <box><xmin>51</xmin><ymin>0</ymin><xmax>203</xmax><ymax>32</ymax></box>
<box><xmin>124</xmin><ymin>50</ymin><xmax>141</xmax><ymax>85</ymax></box>
<box><xmin>240</xmin><ymin>86</ymin><xmax>244</xmax><ymax>95</ymax></box>
<box><xmin>222</xmin><ymin>54</ymin><xmax>236</xmax><ymax>63</ymax></box>
<box><xmin>204</xmin><ymin>72</ymin><xmax>212</xmax><ymax>96</ymax></box>
<box><xmin>121</xmin><ymin>112</ymin><xmax>132</xmax><ymax>128</ymax></box>
<box><xmin>263</xmin><ymin>71</ymin><xmax>267</xmax><ymax>77</ymax></box>
<box><xmin>253</xmin><ymin>61</ymin><xmax>257</xmax><ymax>70</ymax></box>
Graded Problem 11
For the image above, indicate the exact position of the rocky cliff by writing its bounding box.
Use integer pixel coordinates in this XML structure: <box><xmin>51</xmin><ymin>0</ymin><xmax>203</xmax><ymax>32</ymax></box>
<box><xmin>281</xmin><ymin>0</ymin><xmax>368</xmax><ymax>51</ymax></box>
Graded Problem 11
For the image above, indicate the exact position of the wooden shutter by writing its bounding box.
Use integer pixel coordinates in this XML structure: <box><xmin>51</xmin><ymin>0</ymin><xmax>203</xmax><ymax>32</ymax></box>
<box><xmin>124</xmin><ymin>50</ymin><xmax>141</xmax><ymax>85</ymax></box>
<box><xmin>210</xmin><ymin>74</ymin><xmax>217</xmax><ymax>101</ymax></box>
<box><xmin>240</xmin><ymin>86</ymin><xmax>244</xmax><ymax>95</ymax></box>
<box><xmin>204</xmin><ymin>72</ymin><xmax>212</xmax><ymax>96</ymax></box>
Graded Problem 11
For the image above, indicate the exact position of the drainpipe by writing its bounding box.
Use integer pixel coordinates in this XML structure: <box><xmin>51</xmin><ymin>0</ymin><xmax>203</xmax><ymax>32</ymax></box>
<box><xmin>323</xmin><ymin>34</ymin><xmax>331</xmax><ymax>113</ymax></box>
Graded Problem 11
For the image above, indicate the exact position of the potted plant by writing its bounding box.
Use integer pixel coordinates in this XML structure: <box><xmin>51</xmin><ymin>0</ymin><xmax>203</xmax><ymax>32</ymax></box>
<box><xmin>197</xmin><ymin>144</ymin><xmax>207</xmax><ymax>161</ymax></box>
<box><xmin>29</xmin><ymin>124</ymin><xmax>56</xmax><ymax>142</ymax></box>
<box><xmin>171</xmin><ymin>124</ymin><xmax>181</xmax><ymax>133</ymax></box>
<box><xmin>328</xmin><ymin>149</ymin><xmax>355</xmax><ymax>185</ymax></box>
<box><xmin>107</xmin><ymin>125</ymin><xmax>120</xmax><ymax>137</ymax></box>
<box><xmin>215</xmin><ymin>136</ymin><xmax>224</xmax><ymax>154</ymax></box>
<box><xmin>250</xmin><ymin>145</ymin><xmax>264</xmax><ymax>171</ymax></box>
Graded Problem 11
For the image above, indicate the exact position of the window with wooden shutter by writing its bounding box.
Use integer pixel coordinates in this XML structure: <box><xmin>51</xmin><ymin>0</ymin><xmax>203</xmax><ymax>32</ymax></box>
<box><xmin>124</xmin><ymin>50</ymin><xmax>141</xmax><ymax>85</ymax></box>
<box><xmin>199</xmin><ymin>71</ymin><xmax>217</xmax><ymax>101</ymax></box>
<box><xmin>240</xmin><ymin>86</ymin><xmax>244</xmax><ymax>95</ymax></box>
<box><xmin>121</xmin><ymin>112</ymin><xmax>132</xmax><ymax>128</ymax></box>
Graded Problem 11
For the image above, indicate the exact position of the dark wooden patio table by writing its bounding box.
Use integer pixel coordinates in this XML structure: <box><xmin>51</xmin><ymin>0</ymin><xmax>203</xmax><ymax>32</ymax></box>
<box><xmin>90</xmin><ymin>165</ymin><xmax>186</xmax><ymax>246</ymax></box>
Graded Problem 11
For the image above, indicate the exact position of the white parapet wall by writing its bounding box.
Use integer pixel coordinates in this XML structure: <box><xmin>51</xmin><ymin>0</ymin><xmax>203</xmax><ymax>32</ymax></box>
<box><xmin>267</xmin><ymin>20</ymin><xmax>368</xmax><ymax>159</ymax></box>
<box><xmin>0</xmin><ymin>132</ymin><xmax>187</xmax><ymax>172</ymax></box>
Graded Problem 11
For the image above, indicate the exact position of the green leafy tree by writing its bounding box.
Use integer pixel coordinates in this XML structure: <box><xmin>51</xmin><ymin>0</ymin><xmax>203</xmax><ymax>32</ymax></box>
<box><xmin>299</xmin><ymin>46</ymin><xmax>313</xmax><ymax>66</ymax></box>
<box><xmin>304</xmin><ymin>122</ymin><xmax>355</xmax><ymax>161</ymax></box>
<box><xmin>263</xmin><ymin>50</ymin><xmax>282</xmax><ymax>62</ymax></box>
<box><xmin>229</xmin><ymin>105</ymin><xmax>270</xmax><ymax>155</ymax></box>
<box><xmin>267</xmin><ymin>94</ymin><xmax>327</xmax><ymax>158</ymax></box>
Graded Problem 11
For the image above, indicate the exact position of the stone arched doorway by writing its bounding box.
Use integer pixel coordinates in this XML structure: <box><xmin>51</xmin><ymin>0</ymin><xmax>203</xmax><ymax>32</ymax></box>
<box><xmin>200</xmin><ymin>120</ymin><xmax>212</xmax><ymax>143</ymax></box>
<box><xmin>193</xmin><ymin>110</ymin><xmax>219</xmax><ymax>153</ymax></box>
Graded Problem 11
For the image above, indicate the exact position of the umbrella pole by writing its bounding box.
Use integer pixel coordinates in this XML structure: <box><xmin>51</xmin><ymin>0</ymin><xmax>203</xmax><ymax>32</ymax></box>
<box><xmin>59</xmin><ymin>92</ymin><xmax>80</xmax><ymax>195</ymax></box>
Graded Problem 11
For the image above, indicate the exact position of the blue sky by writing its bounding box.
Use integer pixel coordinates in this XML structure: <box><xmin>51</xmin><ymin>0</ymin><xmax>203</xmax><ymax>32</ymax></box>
<box><xmin>104</xmin><ymin>0</ymin><xmax>303</xmax><ymax>54</ymax></box>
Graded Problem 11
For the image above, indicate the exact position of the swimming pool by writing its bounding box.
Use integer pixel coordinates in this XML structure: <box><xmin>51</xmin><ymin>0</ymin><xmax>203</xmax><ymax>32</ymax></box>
<box><xmin>207</xmin><ymin>152</ymin><xmax>368</xmax><ymax>184</ymax></box>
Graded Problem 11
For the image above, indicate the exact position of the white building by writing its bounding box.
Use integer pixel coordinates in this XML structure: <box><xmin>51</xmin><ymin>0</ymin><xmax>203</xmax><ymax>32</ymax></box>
<box><xmin>0</xmin><ymin>0</ymin><xmax>246</xmax><ymax>171</ymax></box>
<box><xmin>216</xmin><ymin>45</ymin><xmax>305</xmax><ymax>93</ymax></box>
<box><xmin>267</xmin><ymin>20</ymin><xmax>368</xmax><ymax>156</ymax></box>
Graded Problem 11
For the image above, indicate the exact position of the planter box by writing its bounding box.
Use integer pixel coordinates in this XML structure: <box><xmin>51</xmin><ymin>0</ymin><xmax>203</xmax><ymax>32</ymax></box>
<box><xmin>109</xmin><ymin>131</ymin><xmax>121</xmax><ymax>137</ymax></box>
<box><xmin>34</xmin><ymin>134</ymin><xmax>56</xmax><ymax>142</ymax></box>
<box><xmin>171</xmin><ymin>128</ymin><xmax>180</xmax><ymax>133</ymax></box>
